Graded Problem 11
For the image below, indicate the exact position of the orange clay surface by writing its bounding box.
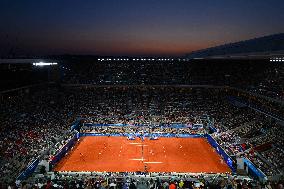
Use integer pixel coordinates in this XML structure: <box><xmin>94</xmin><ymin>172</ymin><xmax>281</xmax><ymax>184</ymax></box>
<box><xmin>54</xmin><ymin>136</ymin><xmax>231</xmax><ymax>173</ymax></box>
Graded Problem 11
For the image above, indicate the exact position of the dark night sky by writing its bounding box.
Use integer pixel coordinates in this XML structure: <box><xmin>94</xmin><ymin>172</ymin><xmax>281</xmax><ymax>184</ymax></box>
<box><xmin>1</xmin><ymin>0</ymin><xmax>284</xmax><ymax>56</ymax></box>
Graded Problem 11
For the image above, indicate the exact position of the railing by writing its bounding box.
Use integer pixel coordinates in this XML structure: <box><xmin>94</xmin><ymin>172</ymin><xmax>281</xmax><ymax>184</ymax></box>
<box><xmin>16</xmin><ymin>158</ymin><xmax>40</xmax><ymax>181</ymax></box>
<box><xmin>243</xmin><ymin>158</ymin><xmax>267</xmax><ymax>181</ymax></box>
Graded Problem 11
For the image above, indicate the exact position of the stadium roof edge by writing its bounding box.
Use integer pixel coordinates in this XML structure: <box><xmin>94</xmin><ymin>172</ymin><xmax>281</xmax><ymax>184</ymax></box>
<box><xmin>187</xmin><ymin>50</ymin><xmax>284</xmax><ymax>60</ymax></box>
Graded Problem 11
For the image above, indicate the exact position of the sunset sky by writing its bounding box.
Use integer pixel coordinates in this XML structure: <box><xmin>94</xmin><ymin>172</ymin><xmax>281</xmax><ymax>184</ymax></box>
<box><xmin>1</xmin><ymin>0</ymin><xmax>284</xmax><ymax>56</ymax></box>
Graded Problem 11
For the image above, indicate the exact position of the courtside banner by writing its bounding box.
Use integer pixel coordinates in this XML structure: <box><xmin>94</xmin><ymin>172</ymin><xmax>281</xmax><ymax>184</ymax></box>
<box><xmin>50</xmin><ymin>135</ymin><xmax>77</xmax><ymax>165</ymax></box>
<box><xmin>79</xmin><ymin>133</ymin><xmax>203</xmax><ymax>138</ymax></box>
<box><xmin>206</xmin><ymin>134</ymin><xmax>235</xmax><ymax>172</ymax></box>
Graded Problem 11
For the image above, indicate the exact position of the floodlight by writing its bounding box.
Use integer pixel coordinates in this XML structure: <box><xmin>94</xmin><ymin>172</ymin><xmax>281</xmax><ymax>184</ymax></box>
<box><xmin>33</xmin><ymin>62</ymin><xmax>58</xmax><ymax>66</ymax></box>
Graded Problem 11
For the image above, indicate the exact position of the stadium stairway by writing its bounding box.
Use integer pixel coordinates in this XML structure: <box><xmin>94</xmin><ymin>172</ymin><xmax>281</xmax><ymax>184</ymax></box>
<box><xmin>236</xmin><ymin>169</ymin><xmax>248</xmax><ymax>176</ymax></box>
<box><xmin>227</xmin><ymin>121</ymin><xmax>256</xmax><ymax>133</ymax></box>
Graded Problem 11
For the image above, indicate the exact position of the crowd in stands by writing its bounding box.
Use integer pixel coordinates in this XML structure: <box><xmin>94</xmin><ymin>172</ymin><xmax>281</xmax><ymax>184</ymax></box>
<box><xmin>0</xmin><ymin>85</ymin><xmax>283</xmax><ymax>187</ymax></box>
<box><xmin>246</xmin><ymin>123</ymin><xmax>284</xmax><ymax>176</ymax></box>
<box><xmin>60</xmin><ymin>59</ymin><xmax>283</xmax><ymax>101</ymax></box>
<box><xmin>4</xmin><ymin>172</ymin><xmax>284</xmax><ymax>189</ymax></box>
<box><xmin>247</xmin><ymin>64</ymin><xmax>284</xmax><ymax>100</ymax></box>
<box><xmin>0</xmin><ymin>89</ymin><xmax>74</xmax><ymax>183</ymax></box>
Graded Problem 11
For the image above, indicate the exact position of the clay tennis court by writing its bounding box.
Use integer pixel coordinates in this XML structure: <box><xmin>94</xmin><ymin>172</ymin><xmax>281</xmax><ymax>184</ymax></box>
<box><xmin>54</xmin><ymin>136</ymin><xmax>231</xmax><ymax>173</ymax></box>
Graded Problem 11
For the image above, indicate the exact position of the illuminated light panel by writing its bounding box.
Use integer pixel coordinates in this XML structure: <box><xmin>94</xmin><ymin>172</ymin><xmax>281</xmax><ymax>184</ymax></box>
<box><xmin>270</xmin><ymin>57</ymin><xmax>284</xmax><ymax>62</ymax></box>
<box><xmin>33</xmin><ymin>62</ymin><xmax>58</xmax><ymax>66</ymax></box>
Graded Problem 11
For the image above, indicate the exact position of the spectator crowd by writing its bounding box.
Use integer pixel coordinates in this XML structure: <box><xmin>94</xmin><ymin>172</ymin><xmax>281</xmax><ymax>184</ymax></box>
<box><xmin>0</xmin><ymin>85</ymin><xmax>283</xmax><ymax>187</ymax></box>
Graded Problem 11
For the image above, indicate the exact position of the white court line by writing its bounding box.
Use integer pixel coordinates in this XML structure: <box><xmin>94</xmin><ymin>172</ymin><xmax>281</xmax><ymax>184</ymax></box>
<box><xmin>130</xmin><ymin>158</ymin><xmax>145</xmax><ymax>161</ymax></box>
<box><xmin>129</xmin><ymin>159</ymin><xmax>163</xmax><ymax>164</ymax></box>
<box><xmin>129</xmin><ymin>143</ymin><xmax>142</xmax><ymax>145</ymax></box>
<box><xmin>136</xmin><ymin>144</ymin><xmax>148</xmax><ymax>146</ymax></box>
